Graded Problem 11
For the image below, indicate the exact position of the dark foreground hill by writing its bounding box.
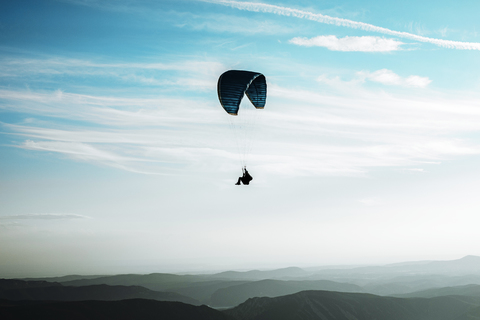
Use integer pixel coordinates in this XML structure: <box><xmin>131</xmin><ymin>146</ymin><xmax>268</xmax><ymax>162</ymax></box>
<box><xmin>454</xmin><ymin>305</ymin><xmax>480</xmax><ymax>320</ymax></box>
<box><xmin>2</xmin><ymin>289</ymin><xmax>480</xmax><ymax>320</ymax></box>
<box><xmin>0</xmin><ymin>279</ymin><xmax>62</xmax><ymax>290</ymax></box>
<box><xmin>0</xmin><ymin>279</ymin><xmax>198</xmax><ymax>305</ymax></box>
<box><xmin>0</xmin><ymin>299</ymin><xmax>232</xmax><ymax>320</ymax></box>
<box><xmin>210</xmin><ymin>279</ymin><xmax>363</xmax><ymax>307</ymax></box>
<box><xmin>225</xmin><ymin>290</ymin><xmax>480</xmax><ymax>320</ymax></box>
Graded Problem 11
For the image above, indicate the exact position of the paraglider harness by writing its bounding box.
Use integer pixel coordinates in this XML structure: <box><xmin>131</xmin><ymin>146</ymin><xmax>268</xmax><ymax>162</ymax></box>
<box><xmin>235</xmin><ymin>167</ymin><xmax>253</xmax><ymax>185</ymax></box>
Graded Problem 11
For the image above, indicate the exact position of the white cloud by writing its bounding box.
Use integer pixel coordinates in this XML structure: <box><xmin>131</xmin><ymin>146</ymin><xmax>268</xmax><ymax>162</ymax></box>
<box><xmin>289</xmin><ymin>35</ymin><xmax>404</xmax><ymax>52</ymax></box>
<box><xmin>362</xmin><ymin>69</ymin><xmax>402</xmax><ymax>85</ymax></box>
<box><xmin>358</xmin><ymin>69</ymin><xmax>432</xmax><ymax>88</ymax></box>
<box><xmin>204</xmin><ymin>0</ymin><xmax>480</xmax><ymax>50</ymax></box>
<box><xmin>404</xmin><ymin>75</ymin><xmax>432</xmax><ymax>88</ymax></box>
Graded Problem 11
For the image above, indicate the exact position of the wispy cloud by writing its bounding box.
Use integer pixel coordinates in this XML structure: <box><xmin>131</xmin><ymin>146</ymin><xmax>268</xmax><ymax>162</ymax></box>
<box><xmin>56</xmin><ymin>0</ymin><xmax>302</xmax><ymax>36</ymax></box>
<box><xmin>0</xmin><ymin>214</ymin><xmax>90</xmax><ymax>220</ymax></box>
<box><xmin>358</xmin><ymin>69</ymin><xmax>432</xmax><ymax>88</ymax></box>
<box><xmin>3</xmin><ymin>112</ymin><xmax>233</xmax><ymax>175</ymax></box>
<box><xmin>1</xmin><ymin>52</ymin><xmax>480</xmax><ymax>178</ymax></box>
<box><xmin>0</xmin><ymin>57</ymin><xmax>223</xmax><ymax>74</ymax></box>
<box><xmin>3</xmin><ymin>75</ymin><xmax>480</xmax><ymax>178</ymax></box>
<box><xmin>290</xmin><ymin>36</ymin><xmax>404</xmax><ymax>52</ymax></box>
<box><xmin>22</xmin><ymin>139</ymin><xmax>144</xmax><ymax>162</ymax></box>
<box><xmin>404</xmin><ymin>168</ymin><xmax>426</xmax><ymax>173</ymax></box>
<box><xmin>0</xmin><ymin>57</ymin><xmax>223</xmax><ymax>91</ymax></box>
<box><xmin>0</xmin><ymin>88</ymin><xmax>218</xmax><ymax>127</ymax></box>
<box><xmin>177</xmin><ymin>12</ymin><xmax>299</xmax><ymax>35</ymax></box>
<box><xmin>18</xmin><ymin>139</ymin><xmax>178</xmax><ymax>175</ymax></box>
<box><xmin>260</xmin><ymin>82</ymin><xmax>480</xmax><ymax>175</ymax></box>
<box><xmin>204</xmin><ymin>0</ymin><xmax>480</xmax><ymax>50</ymax></box>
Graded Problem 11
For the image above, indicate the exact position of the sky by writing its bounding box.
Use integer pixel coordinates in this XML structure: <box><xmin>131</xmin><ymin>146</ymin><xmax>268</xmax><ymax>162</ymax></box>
<box><xmin>1</xmin><ymin>0</ymin><xmax>480</xmax><ymax>278</ymax></box>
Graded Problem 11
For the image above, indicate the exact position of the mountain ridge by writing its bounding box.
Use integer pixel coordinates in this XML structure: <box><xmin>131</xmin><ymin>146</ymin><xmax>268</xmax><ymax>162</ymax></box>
<box><xmin>0</xmin><ymin>279</ymin><xmax>199</xmax><ymax>305</ymax></box>
<box><xmin>225</xmin><ymin>290</ymin><xmax>480</xmax><ymax>320</ymax></box>
<box><xmin>0</xmin><ymin>299</ymin><xmax>231</xmax><ymax>320</ymax></box>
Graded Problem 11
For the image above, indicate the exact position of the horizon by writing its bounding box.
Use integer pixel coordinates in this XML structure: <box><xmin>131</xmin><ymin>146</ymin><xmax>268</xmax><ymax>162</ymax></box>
<box><xmin>5</xmin><ymin>254</ymin><xmax>480</xmax><ymax>279</ymax></box>
<box><xmin>2</xmin><ymin>0</ymin><xmax>480</xmax><ymax>278</ymax></box>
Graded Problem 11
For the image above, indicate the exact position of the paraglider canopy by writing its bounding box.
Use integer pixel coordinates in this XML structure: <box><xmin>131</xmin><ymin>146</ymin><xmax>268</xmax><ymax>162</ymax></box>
<box><xmin>217</xmin><ymin>70</ymin><xmax>267</xmax><ymax>115</ymax></box>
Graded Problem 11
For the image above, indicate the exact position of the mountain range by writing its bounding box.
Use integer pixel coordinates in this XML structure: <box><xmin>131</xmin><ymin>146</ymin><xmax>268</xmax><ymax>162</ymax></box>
<box><xmin>3</xmin><ymin>255</ymin><xmax>480</xmax><ymax>319</ymax></box>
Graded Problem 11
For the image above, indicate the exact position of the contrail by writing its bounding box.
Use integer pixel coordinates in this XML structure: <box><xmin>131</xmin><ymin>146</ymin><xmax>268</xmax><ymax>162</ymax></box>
<box><xmin>203</xmin><ymin>0</ymin><xmax>480</xmax><ymax>50</ymax></box>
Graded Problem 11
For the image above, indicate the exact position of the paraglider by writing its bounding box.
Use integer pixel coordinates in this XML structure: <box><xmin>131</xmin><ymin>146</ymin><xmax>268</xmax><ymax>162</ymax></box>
<box><xmin>217</xmin><ymin>70</ymin><xmax>267</xmax><ymax>115</ymax></box>
<box><xmin>235</xmin><ymin>166</ymin><xmax>253</xmax><ymax>185</ymax></box>
<box><xmin>217</xmin><ymin>70</ymin><xmax>267</xmax><ymax>185</ymax></box>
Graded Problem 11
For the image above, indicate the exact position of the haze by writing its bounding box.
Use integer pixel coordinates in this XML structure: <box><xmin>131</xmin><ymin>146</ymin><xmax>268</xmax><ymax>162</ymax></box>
<box><xmin>1</xmin><ymin>0</ymin><xmax>480</xmax><ymax>278</ymax></box>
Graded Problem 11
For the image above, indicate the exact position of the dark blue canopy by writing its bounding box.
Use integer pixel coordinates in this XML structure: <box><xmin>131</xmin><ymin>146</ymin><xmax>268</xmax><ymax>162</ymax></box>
<box><xmin>217</xmin><ymin>70</ymin><xmax>267</xmax><ymax>115</ymax></box>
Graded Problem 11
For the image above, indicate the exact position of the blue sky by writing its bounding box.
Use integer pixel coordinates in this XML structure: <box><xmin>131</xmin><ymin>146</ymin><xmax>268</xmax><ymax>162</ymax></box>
<box><xmin>2</xmin><ymin>0</ymin><xmax>480</xmax><ymax>277</ymax></box>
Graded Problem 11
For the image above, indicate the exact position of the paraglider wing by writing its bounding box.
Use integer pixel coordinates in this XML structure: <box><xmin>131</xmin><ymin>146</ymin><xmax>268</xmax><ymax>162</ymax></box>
<box><xmin>217</xmin><ymin>70</ymin><xmax>267</xmax><ymax>115</ymax></box>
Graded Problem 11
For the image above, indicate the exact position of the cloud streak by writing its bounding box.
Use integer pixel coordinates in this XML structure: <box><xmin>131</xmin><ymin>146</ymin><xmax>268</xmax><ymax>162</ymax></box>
<box><xmin>204</xmin><ymin>0</ymin><xmax>480</xmax><ymax>50</ymax></box>
<box><xmin>1</xmin><ymin>51</ymin><xmax>479</xmax><ymax>178</ymax></box>
<box><xmin>0</xmin><ymin>57</ymin><xmax>223</xmax><ymax>92</ymax></box>
<box><xmin>290</xmin><ymin>36</ymin><xmax>404</xmax><ymax>52</ymax></box>
<box><xmin>3</xmin><ymin>75</ymin><xmax>480</xmax><ymax>178</ymax></box>
<box><xmin>19</xmin><ymin>139</ymin><xmax>174</xmax><ymax>175</ymax></box>
<box><xmin>0</xmin><ymin>214</ymin><xmax>90</xmax><ymax>220</ymax></box>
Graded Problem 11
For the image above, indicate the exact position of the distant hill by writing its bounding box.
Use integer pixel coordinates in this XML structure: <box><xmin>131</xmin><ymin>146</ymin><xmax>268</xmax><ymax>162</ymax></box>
<box><xmin>210</xmin><ymin>279</ymin><xmax>364</xmax><ymax>307</ymax></box>
<box><xmin>307</xmin><ymin>256</ymin><xmax>480</xmax><ymax>280</ymax></box>
<box><xmin>23</xmin><ymin>275</ymin><xmax>107</xmax><ymax>282</ymax></box>
<box><xmin>169</xmin><ymin>280</ymin><xmax>249</xmax><ymax>304</ymax></box>
<box><xmin>380</xmin><ymin>256</ymin><xmax>480</xmax><ymax>276</ymax></box>
<box><xmin>361</xmin><ymin>274</ymin><xmax>480</xmax><ymax>296</ymax></box>
<box><xmin>420</xmin><ymin>256</ymin><xmax>480</xmax><ymax>274</ymax></box>
<box><xmin>0</xmin><ymin>280</ymin><xmax>199</xmax><ymax>305</ymax></box>
<box><xmin>225</xmin><ymin>290</ymin><xmax>480</xmax><ymax>320</ymax></box>
<box><xmin>0</xmin><ymin>299</ymin><xmax>231</xmax><ymax>320</ymax></box>
<box><xmin>395</xmin><ymin>284</ymin><xmax>480</xmax><ymax>298</ymax></box>
<box><xmin>61</xmin><ymin>273</ymin><xmax>209</xmax><ymax>291</ymax></box>
<box><xmin>211</xmin><ymin>267</ymin><xmax>308</xmax><ymax>281</ymax></box>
